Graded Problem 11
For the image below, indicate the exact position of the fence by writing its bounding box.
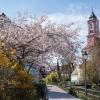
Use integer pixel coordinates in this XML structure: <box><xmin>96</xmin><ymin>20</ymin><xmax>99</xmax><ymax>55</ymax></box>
<box><xmin>73</xmin><ymin>86</ymin><xmax>100</xmax><ymax>100</ymax></box>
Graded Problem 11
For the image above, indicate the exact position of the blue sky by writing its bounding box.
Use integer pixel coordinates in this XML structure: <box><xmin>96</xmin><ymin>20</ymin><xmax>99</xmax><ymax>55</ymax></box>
<box><xmin>0</xmin><ymin>0</ymin><xmax>100</xmax><ymax>41</ymax></box>
<box><xmin>0</xmin><ymin>0</ymin><xmax>100</xmax><ymax>17</ymax></box>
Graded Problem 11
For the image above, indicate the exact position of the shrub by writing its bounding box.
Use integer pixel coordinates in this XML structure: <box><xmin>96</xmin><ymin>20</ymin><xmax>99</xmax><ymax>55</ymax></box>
<box><xmin>79</xmin><ymin>94</ymin><xmax>88</xmax><ymax>100</ymax></box>
<box><xmin>92</xmin><ymin>83</ymin><xmax>97</xmax><ymax>89</ymax></box>
<box><xmin>44</xmin><ymin>71</ymin><xmax>58</xmax><ymax>84</ymax></box>
<box><xmin>68</xmin><ymin>87</ymin><xmax>78</xmax><ymax>97</ymax></box>
<box><xmin>0</xmin><ymin>48</ymin><xmax>36</xmax><ymax>100</ymax></box>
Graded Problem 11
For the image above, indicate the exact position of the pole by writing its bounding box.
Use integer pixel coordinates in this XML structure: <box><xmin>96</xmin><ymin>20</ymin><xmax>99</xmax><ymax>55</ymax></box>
<box><xmin>84</xmin><ymin>59</ymin><xmax>87</xmax><ymax>96</ymax></box>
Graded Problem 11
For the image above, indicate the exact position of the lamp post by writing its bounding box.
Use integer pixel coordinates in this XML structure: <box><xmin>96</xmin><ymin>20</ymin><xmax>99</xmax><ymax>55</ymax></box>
<box><xmin>82</xmin><ymin>51</ymin><xmax>88</xmax><ymax>96</ymax></box>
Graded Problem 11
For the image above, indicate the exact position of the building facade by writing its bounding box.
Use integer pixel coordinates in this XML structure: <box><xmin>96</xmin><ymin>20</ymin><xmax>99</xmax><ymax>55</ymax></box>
<box><xmin>71</xmin><ymin>11</ymin><xmax>100</xmax><ymax>84</ymax></box>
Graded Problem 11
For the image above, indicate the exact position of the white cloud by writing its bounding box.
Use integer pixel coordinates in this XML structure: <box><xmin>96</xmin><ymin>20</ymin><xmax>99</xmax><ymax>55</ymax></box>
<box><xmin>46</xmin><ymin>3</ymin><xmax>91</xmax><ymax>43</ymax></box>
<box><xmin>48</xmin><ymin>12</ymin><xmax>88</xmax><ymax>40</ymax></box>
<box><xmin>46</xmin><ymin>3</ymin><xmax>100</xmax><ymax>43</ymax></box>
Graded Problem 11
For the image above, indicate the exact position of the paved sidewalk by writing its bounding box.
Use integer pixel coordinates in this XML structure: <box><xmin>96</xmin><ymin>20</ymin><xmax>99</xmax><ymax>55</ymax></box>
<box><xmin>47</xmin><ymin>85</ymin><xmax>80</xmax><ymax>100</ymax></box>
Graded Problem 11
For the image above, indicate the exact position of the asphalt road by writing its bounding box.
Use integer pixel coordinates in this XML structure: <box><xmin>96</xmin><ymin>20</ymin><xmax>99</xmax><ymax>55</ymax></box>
<box><xmin>47</xmin><ymin>85</ymin><xmax>80</xmax><ymax>100</ymax></box>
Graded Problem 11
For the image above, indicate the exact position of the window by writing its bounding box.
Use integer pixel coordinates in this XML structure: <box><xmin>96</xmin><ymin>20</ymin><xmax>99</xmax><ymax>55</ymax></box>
<box><xmin>90</xmin><ymin>23</ymin><xmax>92</xmax><ymax>28</ymax></box>
<box><xmin>90</xmin><ymin>30</ymin><xmax>94</xmax><ymax>33</ymax></box>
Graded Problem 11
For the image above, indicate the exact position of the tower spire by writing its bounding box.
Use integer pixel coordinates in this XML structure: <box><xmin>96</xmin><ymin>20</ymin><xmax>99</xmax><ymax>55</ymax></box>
<box><xmin>92</xmin><ymin>7</ymin><xmax>93</xmax><ymax>13</ymax></box>
<box><xmin>89</xmin><ymin>8</ymin><xmax>97</xmax><ymax>19</ymax></box>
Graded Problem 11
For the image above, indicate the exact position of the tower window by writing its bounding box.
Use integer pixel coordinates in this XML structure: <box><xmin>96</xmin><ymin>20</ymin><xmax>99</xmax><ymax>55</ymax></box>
<box><xmin>90</xmin><ymin>30</ymin><xmax>93</xmax><ymax>33</ymax></box>
<box><xmin>90</xmin><ymin>23</ymin><xmax>92</xmax><ymax>28</ymax></box>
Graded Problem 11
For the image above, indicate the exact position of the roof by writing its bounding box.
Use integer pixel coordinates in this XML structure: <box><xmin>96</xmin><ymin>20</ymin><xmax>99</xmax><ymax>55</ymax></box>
<box><xmin>89</xmin><ymin>11</ymin><xmax>97</xmax><ymax>19</ymax></box>
<box><xmin>71</xmin><ymin>66</ymin><xmax>79</xmax><ymax>75</ymax></box>
<box><xmin>0</xmin><ymin>13</ymin><xmax>12</xmax><ymax>29</ymax></box>
<box><xmin>0</xmin><ymin>13</ymin><xmax>11</xmax><ymax>22</ymax></box>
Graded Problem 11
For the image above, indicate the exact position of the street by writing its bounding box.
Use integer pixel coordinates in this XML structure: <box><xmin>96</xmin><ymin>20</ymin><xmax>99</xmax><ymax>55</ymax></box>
<box><xmin>47</xmin><ymin>85</ymin><xmax>80</xmax><ymax>100</ymax></box>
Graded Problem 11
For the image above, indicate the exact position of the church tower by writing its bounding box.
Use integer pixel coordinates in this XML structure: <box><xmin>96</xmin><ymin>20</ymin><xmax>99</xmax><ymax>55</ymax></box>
<box><xmin>86</xmin><ymin>11</ymin><xmax>100</xmax><ymax>83</ymax></box>
<box><xmin>87</xmin><ymin>10</ymin><xmax>100</xmax><ymax>48</ymax></box>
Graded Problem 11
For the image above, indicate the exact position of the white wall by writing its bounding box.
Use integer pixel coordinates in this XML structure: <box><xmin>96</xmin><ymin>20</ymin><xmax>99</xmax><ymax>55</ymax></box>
<box><xmin>71</xmin><ymin>74</ymin><xmax>79</xmax><ymax>84</ymax></box>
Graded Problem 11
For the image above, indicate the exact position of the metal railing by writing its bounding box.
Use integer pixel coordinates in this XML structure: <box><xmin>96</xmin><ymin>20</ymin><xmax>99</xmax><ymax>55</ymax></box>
<box><xmin>73</xmin><ymin>87</ymin><xmax>100</xmax><ymax>100</ymax></box>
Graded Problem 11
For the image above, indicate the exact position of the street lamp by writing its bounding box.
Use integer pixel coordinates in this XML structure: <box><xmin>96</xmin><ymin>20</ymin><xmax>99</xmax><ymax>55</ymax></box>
<box><xmin>82</xmin><ymin>50</ymin><xmax>88</xmax><ymax>96</ymax></box>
